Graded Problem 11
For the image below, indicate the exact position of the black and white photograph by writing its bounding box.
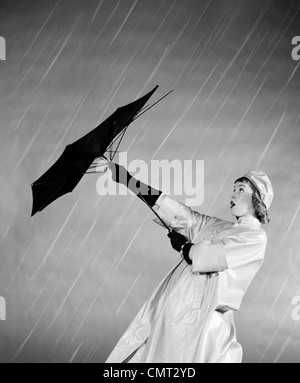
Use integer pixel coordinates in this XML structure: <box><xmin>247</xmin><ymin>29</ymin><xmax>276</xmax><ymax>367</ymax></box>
<box><xmin>0</xmin><ymin>0</ymin><xmax>300</xmax><ymax>365</ymax></box>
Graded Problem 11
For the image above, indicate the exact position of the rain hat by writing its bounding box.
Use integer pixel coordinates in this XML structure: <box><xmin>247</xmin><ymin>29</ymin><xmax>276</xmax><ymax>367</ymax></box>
<box><xmin>242</xmin><ymin>170</ymin><xmax>274</xmax><ymax>210</ymax></box>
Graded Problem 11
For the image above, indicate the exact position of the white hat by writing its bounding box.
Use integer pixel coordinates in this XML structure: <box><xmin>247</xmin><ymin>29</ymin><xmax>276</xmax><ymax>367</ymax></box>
<box><xmin>243</xmin><ymin>170</ymin><xmax>274</xmax><ymax>210</ymax></box>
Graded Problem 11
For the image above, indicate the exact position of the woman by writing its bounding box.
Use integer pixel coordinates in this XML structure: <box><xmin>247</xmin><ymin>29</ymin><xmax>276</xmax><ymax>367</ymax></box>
<box><xmin>106</xmin><ymin>163</ymin><xmax>274</xmax><ymax>363</ymax></box>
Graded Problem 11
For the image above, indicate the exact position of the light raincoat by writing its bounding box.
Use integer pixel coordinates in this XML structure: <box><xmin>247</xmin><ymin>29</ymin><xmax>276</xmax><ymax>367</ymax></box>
<box><xmin>106</xmin><ymin>195</ymin><xmax>267</xmax><ymax>363</ymax></box>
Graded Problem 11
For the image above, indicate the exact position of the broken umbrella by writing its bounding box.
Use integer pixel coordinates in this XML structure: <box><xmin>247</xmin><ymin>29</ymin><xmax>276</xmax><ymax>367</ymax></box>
<box><xmin>31</xmin><ymin>85</ymin><xmax>172</xmax><ymax>230</ymax></box>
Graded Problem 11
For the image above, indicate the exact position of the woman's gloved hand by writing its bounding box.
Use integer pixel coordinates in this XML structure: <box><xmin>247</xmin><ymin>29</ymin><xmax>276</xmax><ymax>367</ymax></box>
<box><xmin>167</xmin><ymin>230</ymin><xmax>188</xmax><ymax>252</ymax></box>
<box><xmin>167</xmin><ymin>230</ymin><xmax>194</xmax><ymax>265</ymax></box>
<box><xmin>109</xmin><ymin>162</ymin><xmax>132</xmax><ymax>186</ymax></box>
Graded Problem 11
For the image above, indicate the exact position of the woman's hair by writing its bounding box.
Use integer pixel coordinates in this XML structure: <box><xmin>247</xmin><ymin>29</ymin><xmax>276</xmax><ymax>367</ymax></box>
<box><xmin>235</xmin><ymin>177</ymin><xmax>270</xmax><ymax>224</ymax></box>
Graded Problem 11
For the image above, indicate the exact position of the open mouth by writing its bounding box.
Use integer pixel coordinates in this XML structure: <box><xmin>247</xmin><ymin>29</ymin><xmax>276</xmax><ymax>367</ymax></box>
<box><xmin>230</xmin><ymin>201</ymin><xmax>236</xmax><ymax>209</ymax></box>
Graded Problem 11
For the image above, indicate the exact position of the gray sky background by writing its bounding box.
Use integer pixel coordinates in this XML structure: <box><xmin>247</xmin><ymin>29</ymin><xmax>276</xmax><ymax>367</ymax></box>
<box><xmin>0</xmin><ymin>0</ymin><xmax>300</xmax><ymax>363</ymax></box>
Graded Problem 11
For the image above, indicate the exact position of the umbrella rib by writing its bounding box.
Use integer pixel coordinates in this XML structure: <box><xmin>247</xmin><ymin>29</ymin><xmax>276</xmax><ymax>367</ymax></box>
<box><xmin>133</xmin><ymin>89</ymin><xmax>174</xmax><ymax>120</ymax></box>
<box><xmin>89</xmin><ymin>163</ymin><xmax>106</xmax><ymax>168</ymax></box>
<box><xmin>102</xmin><ymin>126</ymin><xmax>131</xmax><ymax>161</ymax></box>
<box><xmin>107</xmin><ymin>91</ymin><xmax>160</xmax><ymax>157</ymax></box>
<box><xmin>85</xmin><ymin>171</ymin><xmax>106</xmax><ymax>174</ymax></box>
<box><xmin>111</xmin><ymin>127</ymin><xmax>129</xmax><ymax>161</ymax></box>
<box><xmin>106</xmin><ymin>87</ymin><xmax>172</xmax><ymax>160</ymax></box>
<box><xmin>105</xmin><ymin>89</ymin><xmax>174</xmax><ymax>161</ymax></box>
<box><xmin>106</xmin><ymin>133</ymin><xmax>126</xmax><ymax>151</ymax></box>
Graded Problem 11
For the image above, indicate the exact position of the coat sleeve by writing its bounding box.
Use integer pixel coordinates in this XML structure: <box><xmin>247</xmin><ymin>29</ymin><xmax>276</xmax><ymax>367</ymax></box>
<box><xmin>191</xmin><ymin>229</ymin><xmax>268</xmax><ymax>312</ymax></box>
<box><xmin>191</xmin><ymin>229</ymin><xmax>267</xmax><ymax>274</ymax></box>
<box><xmin>152</xmin><ymin>194</ymin><xmax>222</xmax><ymax>241</ymax></box>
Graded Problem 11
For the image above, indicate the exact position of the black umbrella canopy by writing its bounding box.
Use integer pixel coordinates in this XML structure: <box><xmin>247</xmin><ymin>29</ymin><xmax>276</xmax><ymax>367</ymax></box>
<box><xmin>31</xmin><ymin>85</ymin><xmax>159</xmax><ymax>216</ymax></box>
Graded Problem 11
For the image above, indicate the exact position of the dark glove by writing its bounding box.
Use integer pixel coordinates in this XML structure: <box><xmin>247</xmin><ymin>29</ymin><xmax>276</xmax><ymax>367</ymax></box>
<box><xmin>109</xmin><ymin>162</ymin><xmax>132</xmax><ymax>186</ymax></box>
<box><xmin>167</xmin><ymin>230</ymin><xmax>188</xmax><ymax>252</ymax></box>
<box><xmin>167</xmin><ymin>231</ymin><xmax>193</xmax><ymax>265</ymax></box>
<box><xmin>109</xmin><ymin>162</ymin><xmax>162</xmax><ymax>208</ymax></box>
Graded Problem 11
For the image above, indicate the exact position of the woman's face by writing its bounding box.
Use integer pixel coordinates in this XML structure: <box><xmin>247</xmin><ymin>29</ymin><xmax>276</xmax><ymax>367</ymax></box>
<box><xmin>230</xmin><ymin>181</ymin><xmax>254</xmax><ymax>218</ymax></box>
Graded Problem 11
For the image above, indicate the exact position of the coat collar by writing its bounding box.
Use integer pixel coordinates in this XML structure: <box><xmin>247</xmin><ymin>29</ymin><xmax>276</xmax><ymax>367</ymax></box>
<box><xmin>233</xmin><ymin>215</ymin><xmax>261</xmax><ymax>228</ymax></box>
